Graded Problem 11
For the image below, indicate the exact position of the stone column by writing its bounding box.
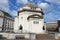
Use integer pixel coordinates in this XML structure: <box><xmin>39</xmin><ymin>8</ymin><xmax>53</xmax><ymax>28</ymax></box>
<box><xmin>29</xmin><ymin>33</ymin><xmax>36</xmax><ymax>40</ymax></box>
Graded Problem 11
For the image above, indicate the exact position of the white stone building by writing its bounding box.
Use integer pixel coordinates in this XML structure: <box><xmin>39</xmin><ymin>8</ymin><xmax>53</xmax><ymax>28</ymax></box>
<box><xmin>0</xmin><ymin>11</ymin><xmax>4</xmax><ymax>31</ymax></box>
<box><xmin>14</xmin><ymin>3</ymin><xmax>45</xmax><ymax>34</ymax></box>
<box><xmin>0</xmin><ymin>10</ymin><xmax>14</xmax><ymax>32</ymax></box>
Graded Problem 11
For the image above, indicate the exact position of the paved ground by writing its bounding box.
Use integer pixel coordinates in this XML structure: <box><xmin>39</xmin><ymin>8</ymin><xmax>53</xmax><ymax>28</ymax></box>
<box><xmin>0</xmin><ymin>39</ymin><xmax>58</xmax><ymax>40</ymax></box>
<box><xmin>0</xmin><ymin>39</ymin><xmax>29</xmax><ymax>40</ymax></box>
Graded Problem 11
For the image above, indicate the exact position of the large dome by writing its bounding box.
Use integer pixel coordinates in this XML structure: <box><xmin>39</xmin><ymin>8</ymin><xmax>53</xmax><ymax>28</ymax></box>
<box><xmin>18</xmin><ymin>3</ymin><xmax>44</xmax><ymax>15</ymax></box>
<box><xmin>23</xmin><ymin>3</ymin><xmax>39</xmax><ymax>8</ymax></box>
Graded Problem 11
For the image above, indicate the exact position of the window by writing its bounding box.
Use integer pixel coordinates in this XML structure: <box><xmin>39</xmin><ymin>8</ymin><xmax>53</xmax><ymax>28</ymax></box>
<box><xmin>31</xmin><ymin>7</ymin><xmax>36</xmax><ymax>10</ymax></box>
<box><xmin>21</xmin><ymin>17</ymin><xmax>23</xmax><ymax>19</ymax></box>
<box><xmin>43</xmin><ymin>26</ymin><xmax>45</xmax><ymax>30</ymax></box>
<box><xmin>33</xmin><ymin>21</ymin><xmax>39</xmax><ymax>24</ymax></box>
<box><xmin>19</xmin><ymin>25</ymin><xmax>23</xmax><ymax>30</ymax></box>
<box><xmin>8</xmin><ymin>22</ymin><xmax>9</xmax><ymax>28</ymax></box>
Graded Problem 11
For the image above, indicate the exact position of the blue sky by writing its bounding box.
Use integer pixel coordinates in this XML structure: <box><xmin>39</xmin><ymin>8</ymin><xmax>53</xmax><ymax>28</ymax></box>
<box><xmin>0</xmin><ymin>0</ymin><xmax>60</xmax><ymax>22</ymax></box>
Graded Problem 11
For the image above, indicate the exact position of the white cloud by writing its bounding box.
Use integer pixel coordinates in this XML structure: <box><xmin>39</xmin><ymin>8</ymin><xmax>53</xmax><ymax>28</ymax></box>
<box><xmin>10</xmin><ymin>10</ymin><xmax>18</xmax><ymax>16</ymax></box>
<box><xmin>58</xmin><ymin>19</ymin><xmax>60</xmax><ymax>20</ymax></box>
<box><xmin>0</xmin><ymin>0</ymin><xmax>8</xmax><ymax>4</ymax></box>
<box><xmin>38</xmin><ymin>3</ymin><xmax>53</xmax><ymax>12</ymax></box>
<box><xmin>0</xmin><ymin>0</ymin><xmax>9</xmax><ymax>12</ymax></box>
<box><xmin>45</xmin><ymin>0</ymin><xmax>60</xmax><ymax>4</ymax></box>
<box><xmin>17</xmin><ymin>0</ymin><xmax>28</xmax><ymax>4</ymax></box>
<box><xmin>38</xmin><ymin>3</ymin><xmax>49</xmax><ymax>9</ymax></box>
<box><xmin>0</xmin><ymin>5</ymin><xmax>9</xmax><ymax>12</ymax></box>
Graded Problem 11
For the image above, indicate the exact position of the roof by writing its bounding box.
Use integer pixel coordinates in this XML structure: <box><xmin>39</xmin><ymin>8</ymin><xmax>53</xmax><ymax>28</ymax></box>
<box><xmin>0</xmin><ymin>10</ymin><xmax>12</xmax><ymax>17</ymax></box>
<box><xmin>18</xmin><ymin>3</ymin><xmax>44</xmax><ymax>15</ymax></box>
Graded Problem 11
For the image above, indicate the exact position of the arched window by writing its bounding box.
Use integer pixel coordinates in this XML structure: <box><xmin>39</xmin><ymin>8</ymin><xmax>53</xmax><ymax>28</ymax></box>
<box><xmin>19</xmin><ymin>25</ymin><xmax>23</xmax><ymax>30</ymax></box>
<box><xmin>43</xmin><ymin>26</ymin><xmax>45</xmax><ymax>30</ymax></box>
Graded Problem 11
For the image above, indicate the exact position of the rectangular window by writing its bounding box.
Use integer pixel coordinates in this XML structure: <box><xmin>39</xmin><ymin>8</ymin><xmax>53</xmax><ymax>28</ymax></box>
<box><xmin>31</xmin><ymin>7</ymin><xmax>36</xmax><ymax>10</ymax></box>
<box><xmin>33</xmin><ymin>21</ymin><xmax>39</xmax><ymax>24</ymax></box>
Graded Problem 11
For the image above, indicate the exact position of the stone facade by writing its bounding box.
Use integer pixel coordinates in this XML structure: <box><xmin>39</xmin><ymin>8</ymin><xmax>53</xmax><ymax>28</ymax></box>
<box><xmin>14</xmin><ymin>3</ymin><xmax>45</xmax><ymax>34</ymax></box>
<box><xmin>0</xmin><ymin>10</ymin><xmax>14</xmax><ymax>32</ymax></box>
